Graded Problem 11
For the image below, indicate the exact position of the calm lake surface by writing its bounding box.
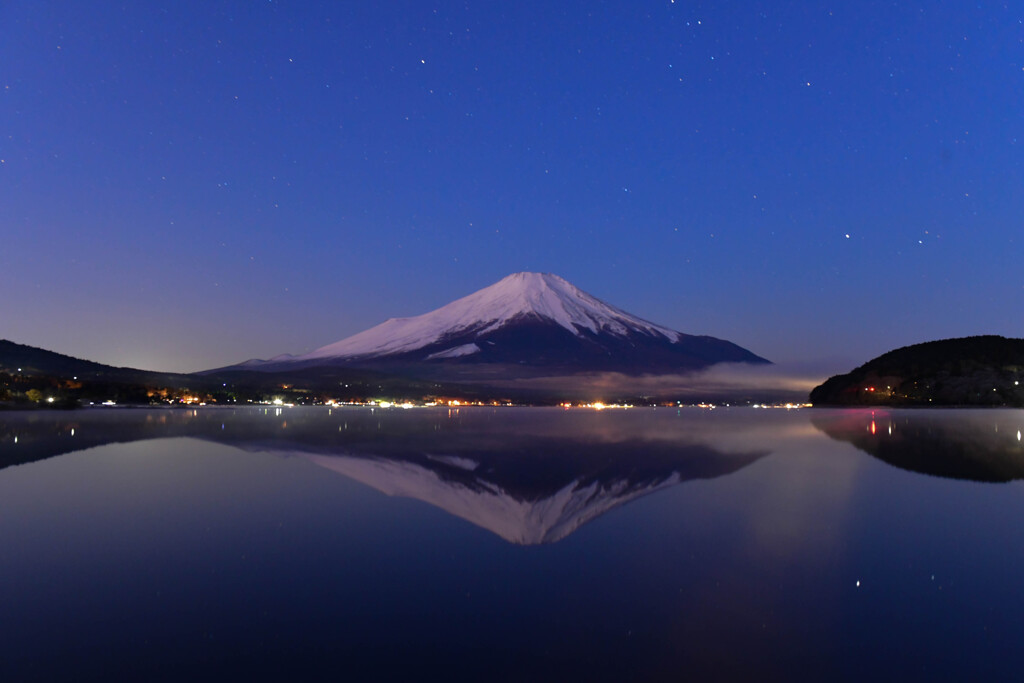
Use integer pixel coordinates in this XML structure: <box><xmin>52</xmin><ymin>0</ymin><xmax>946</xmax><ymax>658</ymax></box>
<box><xmin>2</xmin><ymin>406</ymin><xmax>1024</xmax><ymax>681</ymax></box>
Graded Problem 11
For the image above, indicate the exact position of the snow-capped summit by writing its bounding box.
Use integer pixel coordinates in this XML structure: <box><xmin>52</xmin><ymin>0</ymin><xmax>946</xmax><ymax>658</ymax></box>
<box><xmin>216</xmin><ymin>272</ymin><xmax>768</xmax><ymax>374</ymax></box>
<box><xmin>304</xmin><ymin>272</ymin><xmax>680</xmax><ymax>362</ymax></box>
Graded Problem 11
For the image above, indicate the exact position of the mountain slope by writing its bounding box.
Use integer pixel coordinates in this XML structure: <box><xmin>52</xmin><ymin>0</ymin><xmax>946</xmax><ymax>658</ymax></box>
<box><xmin>217</xmin><ymin>272</ymin><xmax>768</xmax><ymax>375</ymax></box>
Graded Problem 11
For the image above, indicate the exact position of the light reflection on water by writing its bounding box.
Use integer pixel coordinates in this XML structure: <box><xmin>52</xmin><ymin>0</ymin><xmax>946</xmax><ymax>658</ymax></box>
<box><xmin>1</xmin><ymin>406</ymin><xmax>1024</xmax><ymax>681</ymax></box>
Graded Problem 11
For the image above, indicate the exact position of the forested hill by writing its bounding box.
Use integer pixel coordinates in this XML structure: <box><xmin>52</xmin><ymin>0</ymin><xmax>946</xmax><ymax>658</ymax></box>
<box><xmin>809</xmin><ymin>336</ymin><xmax>1024</xmax><ymax>407</ymax></box>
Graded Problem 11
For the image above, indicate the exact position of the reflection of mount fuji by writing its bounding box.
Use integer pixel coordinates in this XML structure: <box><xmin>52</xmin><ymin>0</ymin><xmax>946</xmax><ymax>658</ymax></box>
<box><xmin>812</xmin><ymin>410</ymin><xmax>1024</xmax><ymax>483</ymax></box>
<box><xmin>0</xmin><ymin>407</ymin><xmax>768</xmax><ymax>544</ymax></box>
<box><xmin>292</xmin><ymin>440</ymin><xmax>761</xmax><ymax>545</ymax></box>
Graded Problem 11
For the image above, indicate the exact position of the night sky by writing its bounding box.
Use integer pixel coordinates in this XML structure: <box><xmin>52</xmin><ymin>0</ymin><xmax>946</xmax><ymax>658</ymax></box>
<box><xmin>2</xmin><ymin>1</ymin><xmax>1021</xmax><ymax>375</ymax></box>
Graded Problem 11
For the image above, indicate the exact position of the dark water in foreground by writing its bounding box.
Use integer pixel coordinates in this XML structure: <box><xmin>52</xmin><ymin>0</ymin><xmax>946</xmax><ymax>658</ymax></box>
<box><xmin>2</xmin><ymin>406</ymin><xmax>1024</xmax><ymax>681</ymax></box>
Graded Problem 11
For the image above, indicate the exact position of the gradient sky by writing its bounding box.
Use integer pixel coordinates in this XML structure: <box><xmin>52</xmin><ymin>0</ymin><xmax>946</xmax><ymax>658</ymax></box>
<box><xmin>2</xmin><ymin>1</ymin><xmax>1021</xmax><ymax>374</ymax></box>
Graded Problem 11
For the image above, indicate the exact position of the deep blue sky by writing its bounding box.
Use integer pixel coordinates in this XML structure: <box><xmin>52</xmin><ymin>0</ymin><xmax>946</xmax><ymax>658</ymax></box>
<box><xmin>2</xmin><ymin>1</ymin><xmax>1021</xmax><ymax>374</ymax></box>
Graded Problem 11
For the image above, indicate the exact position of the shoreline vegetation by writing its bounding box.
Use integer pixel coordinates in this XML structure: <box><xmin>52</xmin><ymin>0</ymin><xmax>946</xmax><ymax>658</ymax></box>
<box><xmin>809</xmin><ymin>336</ymin><xmax>1024</xmax><ymax>407</ymax></box>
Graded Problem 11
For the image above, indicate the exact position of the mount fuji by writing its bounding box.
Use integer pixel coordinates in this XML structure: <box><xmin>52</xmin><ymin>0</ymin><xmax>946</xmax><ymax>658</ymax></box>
<box><xmin>213</xmin><ymin>272</ymin><xmax>768</xmax><ymax>377</ymax></box>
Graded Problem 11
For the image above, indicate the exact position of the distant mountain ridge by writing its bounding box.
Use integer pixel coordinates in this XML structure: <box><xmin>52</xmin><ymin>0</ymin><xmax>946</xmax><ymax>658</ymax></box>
<box><xmin>0</xmin><ymin>339</ymin><xmax>187</xmax><ymax>385</ymax></box>
<box><xmin>213</xmin><ymin>272</ymin><xmax>769</xmax><ymax>376</ymax></box>
<box><xmin>0</xmin><ymin>338</ymin><xmax>457</xmax><ymax>406</ymax></box>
